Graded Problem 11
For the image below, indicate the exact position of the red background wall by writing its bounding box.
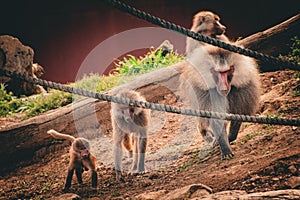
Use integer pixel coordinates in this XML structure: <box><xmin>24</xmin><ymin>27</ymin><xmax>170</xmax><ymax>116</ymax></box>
<box><xmin>1</xmin><ymin>0</ymin><xmax>299</xmax><ymax>83</ymax></box>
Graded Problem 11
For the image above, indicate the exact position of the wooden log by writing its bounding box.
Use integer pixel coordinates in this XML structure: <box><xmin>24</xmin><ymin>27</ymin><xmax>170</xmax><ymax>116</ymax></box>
<box><xmin>0</xmin><ymin>76</ymin><xmax>177</xmax><ymax>175</ymax></box>
<box><xmin>237</xmin><ymin>14</ymin><xmax>300</xmax><ymax>72</ymax></box>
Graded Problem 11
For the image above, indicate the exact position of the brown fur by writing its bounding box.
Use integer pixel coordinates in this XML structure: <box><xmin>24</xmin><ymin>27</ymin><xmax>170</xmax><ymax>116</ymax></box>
<box><xmin>47</xmin><ymin>129</ymin><xmax>97</xmax><ymax>190</ymax></box>
<box><xmin>111</xmin><ymin>90</ymin><xmax>150</xmax><ymax>181</ymax></box>
<box><xmin>186</xmin><ymin>11</ymin><xmax>230</xmax><ymax>56</ymax></box>
<box><xmin>180</xmin><ymin>45</ymin><xmax>261</xmax><ymax>159</ymax></box>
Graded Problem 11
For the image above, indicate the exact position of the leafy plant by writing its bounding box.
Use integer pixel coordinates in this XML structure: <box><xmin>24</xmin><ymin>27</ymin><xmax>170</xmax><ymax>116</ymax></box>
<box><xmin>290</xmin><ymin>89</ymin><xmax>300</xmax><ymax>97</ymax></box>
<box><xmin>71</xmin><ymin>73</ymin><xmax>103</xmax><ymax>92</ymax></box>
<box><xmin>0</xmin><ymin>48</ymin><xmax>184</xmax><ymax>119</ymax></box>
<box><xmin>113</xmin><ymin>49</ymin><xmax>183</xmax><ymax>76</ymax></box>
<box><xmin>0</xmin><ymin>84</ymin><xmax>73</xmax><ymax>118</ymax></box>
<box><xmin>0</xmin><ymin>83</ymin><xmax>25</xmax><ymax>116</ymax></box>
<box><xmin>279</xmin><ymin>36</ymin><xmax>300</xmax><ymax>64</ymax></box>
<box><xmin>265</xmin><ymin>114</ymin><xmax>279</xmax><ymax>119</ymax></box>
<box><xmin>97</xmin><ymin>48</ymin><xmax>183</xmax><ymax>92</ymax></box>
<box><xmin>293</xmin><ymin>71</ymin><xmax>300</xmax><ymax>80</ymax></box>
<box><xmin>244</xmin><ymin>133</ymin><xmax>254</xmax><ymax>140</ymax></box>
<box><xmin>96</xmin><ymin>74</ymin><xmax>123</xmax><ymax>92</ymax></box>
<box><xmin>40</xmin><ymin>181</ymin><xmax>52</xmax><ymax>193</ymax></box>
<box><xmin>24</xmin><ymin>90</ymin><xmax>73</xmax><ymax>118</ymax></box>
<box><xmin>178</xmin><ymin>162</ymin><xmax>191</xmax><ymax>171</ymax></box>
<box><xmin>240</xmin><ymin>131</ymin><xmax>262</xmax><ymax>145</ymax></box>
<box><xmin>278</xmin><ymin>36</ymin><xmax>300</xmax><ymax>97</ymax></box>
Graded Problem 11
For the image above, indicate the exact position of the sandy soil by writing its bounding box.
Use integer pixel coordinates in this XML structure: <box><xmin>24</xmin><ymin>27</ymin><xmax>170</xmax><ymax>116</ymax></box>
<box><xmin>0</xmin><ymin>70</ymin><xmax>299</xmax><ymax>199</ymax></box>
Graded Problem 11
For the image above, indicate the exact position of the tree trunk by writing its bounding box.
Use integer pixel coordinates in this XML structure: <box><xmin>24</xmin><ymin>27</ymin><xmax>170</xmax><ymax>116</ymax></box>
<box><xmin>237</xmin><ymin>14</ymin><xmax>300</xmax><ymax>57</ymax></box>
<box><xmin>237</xmin><ymin>14</ymin><xmax>300</xmax><ymax>72</ymax></box>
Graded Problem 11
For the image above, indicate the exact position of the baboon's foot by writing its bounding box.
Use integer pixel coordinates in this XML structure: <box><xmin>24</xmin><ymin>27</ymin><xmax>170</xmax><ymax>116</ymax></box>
<box><xmin>116</xmin><ymin>171</ymin><xmax>125</xmax><ymax>182</ymax></box>
<box><xmin>221</xmin><ymin>151</ymin><xmax>234</xmax><ymax>160</ymax></box>
<box><xmin>129</xmin><ymin>169</ymin><xmax>148</xmax><ymax>176</ymax></box>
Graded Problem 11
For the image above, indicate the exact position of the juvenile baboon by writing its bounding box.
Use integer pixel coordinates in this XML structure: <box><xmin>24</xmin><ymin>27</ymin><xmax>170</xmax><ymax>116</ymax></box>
<box><xmin>111</xmin><ymin>90</ymin><xmax>150</xmax><ymax>181</ymax></box>
<box><xmin>47</xmin><ymin>129</ymin><xmax>97</xmax><ymax>190</ymax></box>
<box><xmin>186</xmin><ymin>11</ymin><xmax>229</xmax><ymax>56</ymax></box>
<box><xmin>180</xmin><ymin>44</ymin><xmax>261</xmax><ymax>159</ymax></box>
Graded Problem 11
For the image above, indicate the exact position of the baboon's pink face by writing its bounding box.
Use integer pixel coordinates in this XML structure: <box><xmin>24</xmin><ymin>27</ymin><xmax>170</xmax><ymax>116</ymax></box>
<box><xmin>210</xmin><ymin>65</ymin><xmax>234</xmax><ymax>96</ymax></box>
<box><xmin>80</xmin><ymin>149</ymin><xmax>89</xmax><ymax>158</ymax></box>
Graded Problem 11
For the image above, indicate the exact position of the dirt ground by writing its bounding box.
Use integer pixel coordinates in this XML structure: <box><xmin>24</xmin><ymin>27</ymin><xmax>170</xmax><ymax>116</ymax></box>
<box><xmin>0</xmin><ymin>69</ymin><xmax>299</xmax><ymax>199</ymax></box>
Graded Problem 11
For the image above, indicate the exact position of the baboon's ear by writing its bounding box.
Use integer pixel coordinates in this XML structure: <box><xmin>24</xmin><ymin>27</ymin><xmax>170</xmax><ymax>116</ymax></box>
<box><xmin>197</xmin><ymin>16</ymin><xmax>205</xmax><ymax>25</ymax></box>
<box><xmin>193</xmin><ymin>15</ymin><xmax>203</xmax><ymax>26</ymax></box>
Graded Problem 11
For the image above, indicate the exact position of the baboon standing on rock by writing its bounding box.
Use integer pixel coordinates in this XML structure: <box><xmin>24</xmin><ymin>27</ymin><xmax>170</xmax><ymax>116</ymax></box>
<box><xmin>180</xmin><ymin>44</ymin><xmax>261</xmax><ymax>159</ymax></box>
<box><xmin>111</xmin><ymin>90</ymin><xmax>150</xmax><ymax>181</ymax></box>
<box><xmin>186</xmin><ymin>10</ymin><xmax>229</xmax><ymax>56</ymax></box>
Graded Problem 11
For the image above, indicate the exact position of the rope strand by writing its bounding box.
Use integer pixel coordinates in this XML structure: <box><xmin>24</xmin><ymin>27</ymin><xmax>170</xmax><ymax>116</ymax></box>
<box><xmin>1</xmin><ymin>68</ymin><xmax>299</xmax><ymax>127</ymax></box>
<box><xmin>103</xmin><ymin>0</ymin><xmax>300</xmax><ymax>71</ymax></box>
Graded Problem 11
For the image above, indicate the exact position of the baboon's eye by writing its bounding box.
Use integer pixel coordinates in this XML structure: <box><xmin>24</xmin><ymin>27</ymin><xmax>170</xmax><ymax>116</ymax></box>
<box><xmin>129</xmin><ymin>108</ymin><xmax>134</xmax><ymax>113</ymax></box>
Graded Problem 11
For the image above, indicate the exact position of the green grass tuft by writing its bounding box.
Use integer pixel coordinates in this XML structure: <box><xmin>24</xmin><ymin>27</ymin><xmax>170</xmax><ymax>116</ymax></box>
<box><xmin>0</xmin><ymin>83</ymin><xmax>73</xmax><ymax>119</ymax></box>
<box><xmin>0</xmin><ymin>49</ymin><xmax>183</xmax><ymax>119</ymax></box>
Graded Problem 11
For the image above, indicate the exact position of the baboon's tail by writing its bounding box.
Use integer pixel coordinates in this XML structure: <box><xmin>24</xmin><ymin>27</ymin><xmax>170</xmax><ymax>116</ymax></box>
<box><xmin>47</xmin><ymin>129</ymin><xmax>75</xmax><ymax>142</ymax></box>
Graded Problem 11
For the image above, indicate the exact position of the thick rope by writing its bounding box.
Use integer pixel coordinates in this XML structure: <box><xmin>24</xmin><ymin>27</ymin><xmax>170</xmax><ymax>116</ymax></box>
<box><xmin>103</xmin><ymin>0</ymin><xmax>300</xmax><ymax>71</ymax></box>
<box><xmin>1</xmin><ymin>68</ymin><xmax>299</xmax><ymax>127</ymax></box>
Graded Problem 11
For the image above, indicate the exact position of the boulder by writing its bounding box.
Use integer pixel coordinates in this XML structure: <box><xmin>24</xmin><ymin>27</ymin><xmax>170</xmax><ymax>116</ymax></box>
<box><xmin>195</xmin><ymin>189</ymin><xmax>300</xmax><ymax>200</ymax></box>
<box><xmin>0</xmin><ymin>35</ymin><xmax>46</xmax><ymax>96</ymax></box>
<box><xmin>52</xmin><ymin>193</ymin><xmax>81</xmax><ymax>200</ymax></box>
<box><xmin>149</xmin><ymin>184</ymin><xmax>213</xmax><ymax>200</ymax></box>
<box><xmin>139</xmin><ymin>184</ymin><xmax>300</xmax><ymax>200</ymax></box>
<box><xmin>240</xmin><ymin>189</ymin><xmax>300</xmax><ymax>200</ymax></box>
<box><xmin>135</xmin><ymin>189</ymin><xmax>167</xmax><ymax>200</ymax></box>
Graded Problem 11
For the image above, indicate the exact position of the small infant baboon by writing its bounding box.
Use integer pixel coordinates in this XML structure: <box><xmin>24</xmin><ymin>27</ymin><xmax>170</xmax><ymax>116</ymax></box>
<box><xmin>186</xmin><ymin>10</ymin><xmax>230</xmax><ymax>56</ymax></box>
<box><xmin>47</xmin><ymin>129</ymin><xmax>97</xmax><ymax>190</ymax></box>
<box><xmin>111</xmin><ymin>90</ymin><xmax>150</xmax><ymax>181</ymax></box>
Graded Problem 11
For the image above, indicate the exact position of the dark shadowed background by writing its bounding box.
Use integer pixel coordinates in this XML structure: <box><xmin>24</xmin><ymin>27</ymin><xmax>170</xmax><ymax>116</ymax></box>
<box><xmin>1</xmin><ymin>0</ymin><xmax>299</xmax><ymax>83</ymax></box>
